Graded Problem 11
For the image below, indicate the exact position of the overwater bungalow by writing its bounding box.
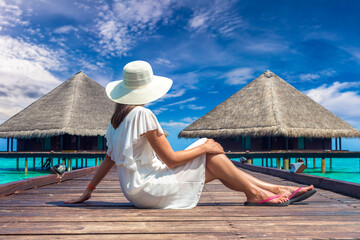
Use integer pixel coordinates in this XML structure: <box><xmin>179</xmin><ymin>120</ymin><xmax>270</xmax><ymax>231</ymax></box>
<box><xmin>179</xmin><ymin>70</ymin><xmax>360</xmax><ymax>151</ymax></box>
<box><xmin>0</xmin><ymin>72</ymin><xmax>114</xmax><ymax>152</ymax></box>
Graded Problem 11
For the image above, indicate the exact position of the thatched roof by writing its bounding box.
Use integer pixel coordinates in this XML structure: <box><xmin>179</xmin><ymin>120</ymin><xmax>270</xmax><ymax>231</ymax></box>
<box><xmin>0</xmin><ymin>72</ymin><xmax>114</xmax><ymax>139</ymax></box>
<box><xmin>179</xmin><ymin>70</ymin><xmax>360</xmax><ymax>139</ymax></box>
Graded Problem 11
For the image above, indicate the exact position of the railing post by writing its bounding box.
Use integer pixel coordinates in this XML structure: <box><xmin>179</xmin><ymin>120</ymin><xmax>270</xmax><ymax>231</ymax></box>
<box><xmin>313</xmin><ymin>158</ymin><xmax>316</xmax><ymax>168</ymax></box>
<box><xmin>321</xmin><ymin>158</ymin><xmax>326</xmax><ymax>173</ymax></box>
<box><xmin>276</xmin><ymin>158</ymin><xmax>281</xmax><ymax>169</ymax></box>
<box><xmin>25</xmin><ymin>157</ymin><xmax>28</xmax><ymax>174</ymax></box>
<box><xmin>330</xmin><ymin>158</ymin><xmax>332</xmax><ymax>169</ymax></box>
<box><xmin>284</xmin><ymin>158</ymin><xmax>289</xmax><ymax>170</ymax></box>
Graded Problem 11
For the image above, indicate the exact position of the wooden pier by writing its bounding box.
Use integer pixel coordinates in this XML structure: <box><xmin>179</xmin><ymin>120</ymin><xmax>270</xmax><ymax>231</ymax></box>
<box><xmin>1</xmin><ymin>164</ymin><xmax>360</xmax><ymax>239</ymax></box>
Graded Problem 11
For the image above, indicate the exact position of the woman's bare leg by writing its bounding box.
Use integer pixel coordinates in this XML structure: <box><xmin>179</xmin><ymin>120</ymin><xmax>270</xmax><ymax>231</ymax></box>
<box><xmin>205</xmin><ymin>153</ymin><xmax>288</xmax><ymax>204</ymax></box>
<box><xmin>207</xmin><ymin>154</ymin><xmax>313</xmax><ymax>197</ymax></box>
<box><xmin>205</xmin><ymin>153</ymin><xmax>313</xmax><ymax>200</ymax></box>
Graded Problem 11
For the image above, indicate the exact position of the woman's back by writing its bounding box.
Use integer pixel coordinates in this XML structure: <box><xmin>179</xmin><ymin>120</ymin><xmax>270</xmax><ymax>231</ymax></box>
<box><xmin>105</xmin><ymin>106</ymin><xmax>207</xmax><ymax>209</ymax></box>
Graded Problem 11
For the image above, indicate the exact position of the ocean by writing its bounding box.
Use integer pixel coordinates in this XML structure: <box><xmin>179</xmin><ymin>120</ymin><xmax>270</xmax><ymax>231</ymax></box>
<box><xmin>0</xmin><ymin>156</ymin><xmax>359</xmax><ymax>185</ymax></box>
<box><xmin>0</xmin><ymin>157</ymin><xmax>98</xmax><ymax>185</ymax></box>
<box><xmin>234</xmin><ymin>157</ymin><xmax>360</xmax><ymax>184</ymax></box>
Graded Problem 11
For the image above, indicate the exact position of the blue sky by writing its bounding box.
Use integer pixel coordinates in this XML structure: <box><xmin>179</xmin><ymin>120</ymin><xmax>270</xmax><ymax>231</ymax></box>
<box><xmin>1</xmin><ymin>0</ymin><xmax>360</xmax><ymax>151</ymax></box>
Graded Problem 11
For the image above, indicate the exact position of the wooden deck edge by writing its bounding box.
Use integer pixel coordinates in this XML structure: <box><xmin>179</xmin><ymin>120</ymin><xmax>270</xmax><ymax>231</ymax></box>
<box><xmin>0</xmin><ymin>166</ymin><xmax>99</xmax><ymax>198</ymax></box>
<box><xmin>232</xmin><ymin>161</ymin><xmax>360</xmax><ymax>199</ymax></box>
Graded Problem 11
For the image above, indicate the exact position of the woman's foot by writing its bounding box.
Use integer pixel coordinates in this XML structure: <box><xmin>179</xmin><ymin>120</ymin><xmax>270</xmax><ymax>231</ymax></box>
<box><xmin>246</xmin><ymin>186</ymin><xmax>289</xmax><ymax>204</ymax></box>
<box><xmin>277</xmin><ymin>185</ymin><xmax>314</xmax><ymax>199</ymax></box>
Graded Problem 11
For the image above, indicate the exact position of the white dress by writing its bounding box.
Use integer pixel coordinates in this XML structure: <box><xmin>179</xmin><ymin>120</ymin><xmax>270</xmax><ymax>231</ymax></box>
<box><xmin>105</xmin><ymin>106</ymin><xmax>207</xmax><ymax>209</ymax></box>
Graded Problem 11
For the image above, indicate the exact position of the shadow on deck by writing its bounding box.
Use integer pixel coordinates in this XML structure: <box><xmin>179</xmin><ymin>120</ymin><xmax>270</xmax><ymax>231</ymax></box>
<box><xmin>0</xmin><ymin>165</ymin><xmax>360</xmax><ymax>239</ymax></box>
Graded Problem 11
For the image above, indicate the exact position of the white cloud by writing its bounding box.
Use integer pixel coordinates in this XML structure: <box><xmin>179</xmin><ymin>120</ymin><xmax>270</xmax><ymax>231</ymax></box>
<box><xmin>223</xmin><ymin>67</ymin><xmax>254</xmax><ymax>85</ymax></box>
<box><xmin>154</xmin><ymin>57</ymin><xmax>173</xmax><ymax>67</ymax></box>
<box><xmin>153</xmin><ymin>107</ymin><xmax>168</xmax><ymax>115</ymax></box>
<box><xmin>54</xmin><ymin>25</ymin><xmax>78</xmax><ymax>34</ymax></box>
<box><xmin>244</xmin><ymin>41</ymin><xmax>289</xmax><ymax>53</ymax></box>
<box><xmin>160</xmin><ymin>116</ymin><xmax>198</xmax><ymax>128</ymax></box>
<box><xmin>160</xmin><ymin>120</ymin><xmax>189</xmax><ymax>128</ymax></box>
<box><xmin>187</xmin><ymin>104</ymin><xmax>205</xmax><ymax>110</ymax></box>
<box><xmin>0</xmin><ymin>0</ymin><xmax>28</xmax><ymax>31</ymax></box>
<box><xmin>299</xmin><ymin>69</ymin><xmax>336</xmax><ymax>82</ymax></box>
<box><xmin>299</xmin><ymin>73</ymin><xmax>320</xmax><ymax>81</ymax></box>
<box><xmin>188</xmin><ymin>0</ymin><xmax>245</xmax><ymax>37</ymax></box>
<box><xmin>162</xmin><ymin>89</ymin><xmax>185</xmax><ymax>99</ymax></box>
<box><xmin>181</xmin><ymin>117</ymin><xmax>198</xmax><ymax>123</ymax></box>
<box><xmin>164</xmin><ymin>97</ymin><xmax>197</xmax><ymax>107</ymax></box>
<box><xmin>305</xmin><ymin>81</ymin><xmax>360</xmax><ymax>118</ymax></box>
<box><xmin>93</xmin><ymin>0</ymin><xmax>175</xmax><ymax>56</ymax></box>
<box><xmin>0</xmin><ymin>36</ymin><xmax>63</xmax><ymax>123</ymax></box>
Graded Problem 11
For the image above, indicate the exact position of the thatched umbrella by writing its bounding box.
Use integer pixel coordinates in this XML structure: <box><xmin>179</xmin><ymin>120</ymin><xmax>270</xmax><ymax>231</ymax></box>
<box><xmin>0</xmin><ymin>72</ymin><xmax>169</xmax><ymax>139</ymax></box>
<box><xmin>0</xmin><ymin>72</ymin><xmax>115</xmax><ymax>138</ymax></box>
<box><xmin>179</xmin><ymin>70</ymin><xmax>360</xmax><ymax>139</ymax></box>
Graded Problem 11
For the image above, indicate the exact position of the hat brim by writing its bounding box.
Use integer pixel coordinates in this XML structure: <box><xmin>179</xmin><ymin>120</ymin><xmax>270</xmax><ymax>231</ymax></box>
<box><xmin>106</xmin><ymin>75</ymin><xmax>173</xmax><ymax>105</ymax></box>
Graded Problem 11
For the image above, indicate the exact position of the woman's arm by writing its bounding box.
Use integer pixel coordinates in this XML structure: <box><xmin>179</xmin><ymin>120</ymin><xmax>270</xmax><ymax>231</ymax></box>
<box><xmin>64</xmin><ymin>155</ymin><xmax>115</xmax><ymax>204</ymax></box>
<box><xmin>145</xmin><ymin>130</ymin><xmax>224</xmax><ymax>168</ymax></box>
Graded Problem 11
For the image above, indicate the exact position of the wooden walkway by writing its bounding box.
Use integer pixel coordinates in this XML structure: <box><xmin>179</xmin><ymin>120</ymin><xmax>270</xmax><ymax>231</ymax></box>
<box><xmin>1</xmin><ymin>166</ymin><xmax>360</xmax><ymax>239</ymax></box>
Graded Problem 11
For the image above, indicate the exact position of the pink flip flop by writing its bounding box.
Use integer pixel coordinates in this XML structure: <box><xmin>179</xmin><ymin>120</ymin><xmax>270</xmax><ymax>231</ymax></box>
<box><xmin>244</xmin><ymin>195</ymin><xmax>290</xmax><ymax>206</ymax></box>
<box><xmin>289</xmin><ymin>187</ymin><xmax>316</xmax><ymax>204</ymax></box>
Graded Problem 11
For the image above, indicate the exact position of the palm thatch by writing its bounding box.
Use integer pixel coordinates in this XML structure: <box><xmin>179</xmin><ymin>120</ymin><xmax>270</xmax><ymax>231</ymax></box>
<box><xmin>0</xmin><ymin>72</ymin><xmax>115</xmax><ymax>138</ymax></box>
<box><xmin>179</xmin><ymin>70</ymin><xmax>360</xmax><ymax>139</ymax></box>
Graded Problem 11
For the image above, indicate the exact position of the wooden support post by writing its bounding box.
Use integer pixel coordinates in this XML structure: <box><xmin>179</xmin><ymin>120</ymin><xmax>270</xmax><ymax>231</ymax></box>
<box><xmin>68</xmin><ymin>159</ymin><xmax>72</xmax><ymax>171</ymax></box>
<box><xmin>276</xmin><ymin>158</ymin><xmax>281</xmax><ymax>169</ymax></box>
<box><xmin>76</xmin><ymin>159</ymin><xmax>78</xmax><ymax>169</ymax></box>
<box><xmin>305</xmin><ymin>158</ymin><xmax>308</xmax><ymax>166</ymax></box>
<box><xmin>11</xmin><ymin>138</ymin><xmax>14</xmax><ymax>152</ymax></box>
<box><xmin>81</xmin><ymin>158</ymin><xmax>84</xmax><ymax>168</ymax></box>
<box><xmin>270</xmin><ymin>158</ymin><xmax>273</xmax><ymax>168</ymax></box>
<box><xmin>330</xmin><ymin>158</ymin><xmax>332</xmax><ymax>169</ymax></box>
<box><xmin>58</xmin><ymin>158</ymin><xmax>61</xmax><ymax>164</ymax></box>
<box><xmin>50</xmin><ymin>158</ymin><xmax>53</xmax><ymax>167</ymax></box>
<box><xmin>313</xmin><ymin>158</ymin><xmax>316</xmax><ymax>168</ymax></box>
<box><xmin>25</xmin><ymin>157</ymin><xmax>28</xmax><ymax>174</ymax></box>
<box><xmin>33</xmin><ymin>158</ymin><xmax>36</xmax><ymax>170</ymax></box>
<box><xmin>95</xmin><ymin>158</ymin><xmax>98</xmax><ymax>166</ymax></box>
<box><xmin>85</xmin><ymin>159</ymin><xmax>88</xmax><ymax>167</ymax></box>
<box><xmin>321</xmin><ymin>158</ymin><xmax>326</xmax><ymax>173</ymax></box>
<box><xmin>246</xmin><ymin>158</ymin><xmax>253</xmax><ymax>164</ymax></box>
<box><xmin>261</xmin><ymin>158</ymin><xmax>264</xmax><ymax>166</ymax></box>
<box><xmin>7</xmin><ymin>138</ymin><xmax>9</xmax><ymax>152</ymax></box>
<box><xmin>16</xmin><ymin>158</ymin><xmax>19</xmax><ymax>170</ymax></box>
<box><xmin>62</xmin><ymin>158</ymin><xmax>66</xmax><ymax>165</ymax></box>
<box><xmin>284</xmin><ymin>158</ymin><xmax>290</xmax><ymax>171</ymax></box>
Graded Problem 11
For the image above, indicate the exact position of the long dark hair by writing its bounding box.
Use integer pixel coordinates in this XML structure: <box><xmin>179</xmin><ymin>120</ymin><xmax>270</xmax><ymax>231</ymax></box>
<box><xmin>111</xmin><ymin>103</ymin><xmax>138</xmax><ymax>129</ymax></box>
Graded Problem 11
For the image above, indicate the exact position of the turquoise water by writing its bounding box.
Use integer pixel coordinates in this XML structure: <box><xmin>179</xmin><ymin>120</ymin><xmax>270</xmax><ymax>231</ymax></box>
<box><xmin>0</xmin><ymin>157</ymin><xmax>98</xmax><ymax>185</ymax></box>
<box><xmin>232</xmin><ymin>157</ymin><xmax>360</xmax><ymax>184</ymax></box>
<box><xmin>1</xmin><ymin>157</ymin><xmax>360</xmax><ymax>185</ymax></box>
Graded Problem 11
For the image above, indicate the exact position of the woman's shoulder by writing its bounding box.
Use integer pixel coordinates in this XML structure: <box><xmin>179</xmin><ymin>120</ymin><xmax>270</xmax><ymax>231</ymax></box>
<box><xmin>136</xmin><ymin>106</ymin><xmax>155</xmax><ymax>116</ymax></box>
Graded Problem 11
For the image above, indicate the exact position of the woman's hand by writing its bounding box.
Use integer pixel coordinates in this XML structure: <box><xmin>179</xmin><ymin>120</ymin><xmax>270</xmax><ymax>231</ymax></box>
<box><xmin>64</xmin><ymin>188</ymin><xmax>93</xmax><ymax>204</ymax></box>
<box><xmin>204</xmin><ymin>139</ymin><xmax>225</xmax><ymax>154</ymax></box>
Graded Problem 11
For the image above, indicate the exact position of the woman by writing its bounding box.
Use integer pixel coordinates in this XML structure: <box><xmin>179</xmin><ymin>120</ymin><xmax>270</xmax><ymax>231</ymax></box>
<box><xmin>65</xmin><ymin>61</ymin><xmax>315</xmax><ymax>208</ymax></box>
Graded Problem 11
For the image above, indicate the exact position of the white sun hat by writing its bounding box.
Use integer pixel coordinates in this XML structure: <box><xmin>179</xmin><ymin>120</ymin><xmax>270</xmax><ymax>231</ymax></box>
<box><xmin>106</xmin><ymin>60</ymin><xmax>173</xmax><ymax>105</ymax></box>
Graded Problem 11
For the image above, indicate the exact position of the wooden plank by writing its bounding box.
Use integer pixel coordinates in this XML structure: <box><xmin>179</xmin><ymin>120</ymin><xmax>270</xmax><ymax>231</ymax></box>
<box><xmin>0</xmin><ymin>234</ymin><xmax>240</xmax><ymax>240</ymax></box>
<box><xmin>0</xmin><ymin>164</ymin><xmax>359</xmax><ymax>239</ymax></box>
<box><xmin>0</xmin><ymin>166</ymin><xmax>100</xmax><ymax>197</ymax></box>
